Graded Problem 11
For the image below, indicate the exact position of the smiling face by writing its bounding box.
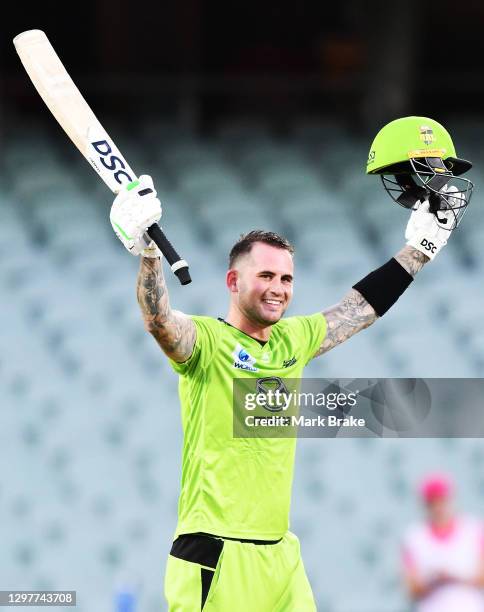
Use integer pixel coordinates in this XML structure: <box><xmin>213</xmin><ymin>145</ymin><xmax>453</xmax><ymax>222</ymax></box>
<box><xmin>227</xmin><ymin>242</ymin><xmax>294</xmax><ymax>327</ymax></box>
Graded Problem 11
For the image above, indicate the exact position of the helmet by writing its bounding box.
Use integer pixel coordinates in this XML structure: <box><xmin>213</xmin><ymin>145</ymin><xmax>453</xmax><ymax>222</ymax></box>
<box><xmin>367</xmin><ymin>116</ymin><xmax>471</xmax><ymax>176</ymax></box>
<box><xmin>367</xmin><ymin>116</ymin><xmax>473</xmax><ymax>229</ymax></box>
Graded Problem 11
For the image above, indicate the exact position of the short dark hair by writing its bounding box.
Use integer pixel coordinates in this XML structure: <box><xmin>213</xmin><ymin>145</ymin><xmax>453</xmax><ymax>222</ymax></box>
<box><xmin>228</xmin><ymin>230</ymin><xmax>294</xmax><ymax>268</ymax></box>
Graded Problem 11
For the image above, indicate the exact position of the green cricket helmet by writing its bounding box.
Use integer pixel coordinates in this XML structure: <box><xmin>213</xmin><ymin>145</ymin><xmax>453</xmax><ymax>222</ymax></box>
<box><xmin>367</xmin><ymin>116</ymin><xmax>473</xmax><ymax>229</ymax></box>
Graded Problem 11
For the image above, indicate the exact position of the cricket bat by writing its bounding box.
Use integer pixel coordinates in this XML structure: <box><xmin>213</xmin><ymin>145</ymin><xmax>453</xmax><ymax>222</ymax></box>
<box><xmin>13</xmin><ymin>29</ymin><xmax>191</xmax><ymax>285</ymax></box>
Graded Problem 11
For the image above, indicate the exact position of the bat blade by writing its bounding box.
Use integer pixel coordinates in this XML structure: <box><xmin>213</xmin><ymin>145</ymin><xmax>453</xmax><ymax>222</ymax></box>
<box><xmin>14</xmin><ymin>29</ymin><xmax>192</xmax><ymax>285</ymax></box>
<box><xmin>14</xmin><ymin>29</ymin><xmax>136</xmax><ymax>193</ymax></box>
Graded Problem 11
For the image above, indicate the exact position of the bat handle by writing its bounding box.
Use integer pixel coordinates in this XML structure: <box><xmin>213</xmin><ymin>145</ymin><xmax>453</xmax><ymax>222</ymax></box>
<box><xmin>145</xmin><ymin>223</ymin><xmax>192</xmax><ymax>285</ymax></box>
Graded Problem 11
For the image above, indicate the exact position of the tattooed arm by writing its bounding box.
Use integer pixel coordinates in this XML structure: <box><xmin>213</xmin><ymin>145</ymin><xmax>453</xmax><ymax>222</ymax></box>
<box><xmin>136</xmin><ymin>257</ymin><xmax>196</xmax><ymax>362</ymax></box>
<box><xmin>393</xmin><ymin>245</ymin><xmax>430</xmax><ymax>276</ymax></box>
<box><xmin>314</xmin><ymin>246</ymin><xmax>429</xmax><ymax>358</ymax></box>
<box><xmin>314</xmin><ymin>289</ymin><xmax>378</xmax><ymax>358</ymax></box>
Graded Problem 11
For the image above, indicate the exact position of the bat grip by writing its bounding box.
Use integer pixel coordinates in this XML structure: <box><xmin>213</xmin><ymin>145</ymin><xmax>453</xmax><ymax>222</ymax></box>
<box><xmin>146</xmin><ymin>223</ymin><xmax>191</xmax><ymax>285</ymax></box>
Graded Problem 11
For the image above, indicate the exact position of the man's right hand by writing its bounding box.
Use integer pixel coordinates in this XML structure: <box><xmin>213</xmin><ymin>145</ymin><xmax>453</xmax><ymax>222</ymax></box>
<box><xmin>110</xmin><ymin>174</ymin><xmax>162</xmax><ymax>256</ymax></box>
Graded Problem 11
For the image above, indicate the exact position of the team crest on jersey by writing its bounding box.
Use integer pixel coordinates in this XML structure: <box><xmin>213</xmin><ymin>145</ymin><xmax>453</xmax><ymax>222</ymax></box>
<box><xmin>232</xmin><ymin>344</ymin><xmax>258</xmax><ymax>372</ymax></box>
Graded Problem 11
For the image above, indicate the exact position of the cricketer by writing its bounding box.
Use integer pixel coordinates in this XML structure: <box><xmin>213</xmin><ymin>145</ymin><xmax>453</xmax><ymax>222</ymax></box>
<box><xmin>109</xmin><ymin>116</ymin><xmax>473</xmax><ymax>611</ymax></box>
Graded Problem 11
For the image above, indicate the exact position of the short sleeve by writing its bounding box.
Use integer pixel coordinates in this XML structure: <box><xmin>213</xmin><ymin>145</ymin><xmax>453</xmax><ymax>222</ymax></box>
<box><xmin>169</xmin><ymin>316</ymin><xmax>221</xmax><ymax>377</ymax></box>
<box><xmin>292</xmin><ymin>313</ymin><xmax>327</xmax><ymax>364</ymax></box>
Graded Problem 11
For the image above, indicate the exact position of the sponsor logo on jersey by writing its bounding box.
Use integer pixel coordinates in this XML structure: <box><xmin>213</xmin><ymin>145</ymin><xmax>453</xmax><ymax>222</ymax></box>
<box><xmin>282</xmin><ymin>356</ymin><xmax>297</xmax><ymax>368</ymax></box>
<box><xmin>256</xmin><ymin>376</ymin><xmax>290</xmax><ymax>412</ymax></box>
<box><xmin>232</xmin><ymin>344</ymin><xmax>258</xmax><ymax>372</ymax></box>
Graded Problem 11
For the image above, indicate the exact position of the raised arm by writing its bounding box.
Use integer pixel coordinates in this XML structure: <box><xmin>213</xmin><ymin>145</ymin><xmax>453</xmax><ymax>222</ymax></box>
<box><xmin>137</xmin><ymin>256</ymin><xmax>196</xmax><ymax>362</ymax></box>
<box><xmin>108</xmin><ymin>174</ymin><xmax>196</xmax><ymax>363</ymax></box>
<box><xmin>314</xmin><ymin>245</ymin><xmax>429</xmax><ymax>358</ymax></box>
<box><xmin>315</xmin><ymin>288</ymin><xmax>378</xmax><ymax>358</ymax></box>
<box><xmin>394</xmin><ymin>245</ymin><xmax>430</xmax><ymax>277</ymax></box>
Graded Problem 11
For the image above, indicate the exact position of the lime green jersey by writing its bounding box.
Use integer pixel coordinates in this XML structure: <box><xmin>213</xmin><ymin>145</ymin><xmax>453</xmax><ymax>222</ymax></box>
<box><xmin>170</xmin><ymin>313</ymin><xmax>326</xmax><ymax>540</ymax></box>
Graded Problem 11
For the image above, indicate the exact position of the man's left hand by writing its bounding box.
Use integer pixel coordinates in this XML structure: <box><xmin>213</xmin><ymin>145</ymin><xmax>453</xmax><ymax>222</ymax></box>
<box><xmin>405</xmin><ymin>187</ymin><xmax>461</xmax><ymax>261</ymax></box>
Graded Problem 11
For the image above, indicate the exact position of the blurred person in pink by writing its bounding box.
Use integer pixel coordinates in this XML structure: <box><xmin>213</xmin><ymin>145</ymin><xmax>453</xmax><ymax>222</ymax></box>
<box><xmin>402</xmin><ymin>473</ymin><xmax>484</xmax><ymax>612</ymax></box>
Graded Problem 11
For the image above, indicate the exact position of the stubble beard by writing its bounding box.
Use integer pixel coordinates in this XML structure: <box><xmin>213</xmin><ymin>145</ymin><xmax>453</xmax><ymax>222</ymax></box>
<box><xmin>242</xmin><ymin>298</ymin><xmax>286</xmax><ymax>328</ymax></box>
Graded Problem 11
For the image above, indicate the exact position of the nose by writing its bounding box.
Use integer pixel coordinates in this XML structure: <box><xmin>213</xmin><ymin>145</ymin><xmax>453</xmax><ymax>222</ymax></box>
<box><xmin>269</xmin><ymin>278</ymin><xmax>285</xmax><ymax>296</ymax></box>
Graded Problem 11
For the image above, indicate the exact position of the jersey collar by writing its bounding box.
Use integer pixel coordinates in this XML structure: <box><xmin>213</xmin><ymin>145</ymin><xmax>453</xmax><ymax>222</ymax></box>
<box><xmin>217</xmin><ymin>317</ymin><xmax>268</xmax><ymax>347</ymax></box>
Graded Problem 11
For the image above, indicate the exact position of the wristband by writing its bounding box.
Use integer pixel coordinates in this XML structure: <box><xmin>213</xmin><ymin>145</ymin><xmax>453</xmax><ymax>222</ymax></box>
<box><xmin>352</xmin><ymin>258</ymin><xmax>413</xmax><ymax>316</ymax></box>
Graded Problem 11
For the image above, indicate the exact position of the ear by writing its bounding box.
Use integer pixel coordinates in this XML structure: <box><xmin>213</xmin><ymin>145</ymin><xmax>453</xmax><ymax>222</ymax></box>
<box><xmin>226</xmin><ymin>269</ymin><xmax>238</xmax><ymax>293</ymax></box>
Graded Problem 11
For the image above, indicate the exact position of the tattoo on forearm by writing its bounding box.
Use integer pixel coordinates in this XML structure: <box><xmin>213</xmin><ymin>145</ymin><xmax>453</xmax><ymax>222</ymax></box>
<box><xmin>314</xmin><ymin>289</ymin><xmax>378</xmax><ymax>358</ymax></box>
<box><xmin>136</xmin><ymin>257</ymin><xmax>196</xmax><ymax>360</ymax></box>
<box><xmin>394</xmin><ymin>245</ymin><xmax>429</xmax><ymax>277</ymax></box>
<box><xmin>138</xmin><ymin>257</ymin><xmax>167</xmax><ymax>317</ymax></box>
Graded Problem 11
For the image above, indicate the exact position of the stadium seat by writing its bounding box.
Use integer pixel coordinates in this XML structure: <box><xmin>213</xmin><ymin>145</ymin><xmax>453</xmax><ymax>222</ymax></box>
<box><xmin>1</xmin><ymin>118</ymin><xmax>481</xmax><ymax>612</ymax></box>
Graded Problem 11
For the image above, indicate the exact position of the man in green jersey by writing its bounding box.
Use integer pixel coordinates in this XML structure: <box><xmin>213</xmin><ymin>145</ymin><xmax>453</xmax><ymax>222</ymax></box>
<box><xmin>109</xmin><ymin>117</ymin><xmax>473</xmax><ymax>610</ymax></box>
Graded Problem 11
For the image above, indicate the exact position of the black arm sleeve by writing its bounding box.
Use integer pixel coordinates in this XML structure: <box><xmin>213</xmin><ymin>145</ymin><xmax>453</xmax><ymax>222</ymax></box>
<box><xmin>352</xmin><ymin>258</ymin><xmax>414</xmax><ymax>316</ymax></box>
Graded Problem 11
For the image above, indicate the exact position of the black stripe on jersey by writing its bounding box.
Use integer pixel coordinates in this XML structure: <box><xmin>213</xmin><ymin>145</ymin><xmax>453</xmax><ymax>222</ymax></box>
<box><xmin>201</xmin><ymin>567</ymin><xmax>214</xmax><ymax>609</ymax></box>
<box><xmin>217</xmin><ymin>317</ymin><xmax>268</xmax><ymax>347</ymax></box>
<box><xmin>170</xmin><ymin>534</ymin><xmax>224</xmax><ymax>610</ymax></box>
<box><xmin>170</xmin><ymin>533</ymin><xmax>224</xmax><ymax>569</ymax></box>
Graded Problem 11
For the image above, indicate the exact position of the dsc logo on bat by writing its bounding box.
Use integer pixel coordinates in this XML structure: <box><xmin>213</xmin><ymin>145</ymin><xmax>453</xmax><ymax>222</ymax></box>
<box><xmin>90</xmin><ymin>139</ymin><xmax>133</xmax><ymax>186</ymax></box>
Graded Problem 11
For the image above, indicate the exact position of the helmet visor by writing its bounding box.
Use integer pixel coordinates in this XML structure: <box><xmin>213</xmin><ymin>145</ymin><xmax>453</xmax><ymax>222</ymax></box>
<box><xmin>381</xmin><ymin>156</ymin><xmax>473</xmax><ymax>230</ymax></box>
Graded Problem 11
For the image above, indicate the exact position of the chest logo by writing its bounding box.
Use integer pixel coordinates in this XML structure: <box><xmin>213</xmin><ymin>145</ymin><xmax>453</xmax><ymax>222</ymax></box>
<box><xmin>282</xmin><ymin>356</ymin><xmax>297</xmax><ymax>368</ymax></box>
<box><xmin>256</xmin><ymin>377</ymin><xmax>291</xmax><ymax>412</ymax></box>
<box><xmin>232</xmin><ymin>344</ymin><xmax>258</xmax><ymax>372</ymax></box>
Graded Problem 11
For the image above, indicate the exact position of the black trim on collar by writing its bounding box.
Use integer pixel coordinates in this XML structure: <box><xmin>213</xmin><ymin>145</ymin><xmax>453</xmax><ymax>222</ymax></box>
<box><xmin>217</xmin><ymin>317</ymin><xmax>268</xmax><ymax>347</ymax></box>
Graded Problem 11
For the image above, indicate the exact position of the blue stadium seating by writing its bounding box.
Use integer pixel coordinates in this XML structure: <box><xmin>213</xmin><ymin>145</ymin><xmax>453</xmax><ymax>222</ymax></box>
<box><xmin>2</xmin><ymin>119</ymin><xmax>483</xmax><ymax>612</ymax></box>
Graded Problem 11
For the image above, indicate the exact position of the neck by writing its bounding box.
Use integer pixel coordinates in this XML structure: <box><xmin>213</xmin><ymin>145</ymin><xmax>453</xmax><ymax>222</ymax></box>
<box><xmin>225</xmin><ymin>305</ymin><xmax>273</xmax><ymax>342</ymax></box>
<box><xmin>430</xmin><ymin>515</ymin><xmax>454</xmax><ymax>530</ymax></box>
<box><xmin>429</xmin><ymin>516</ymin><xmax>456</xmax><ymax>539</ymax></box>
